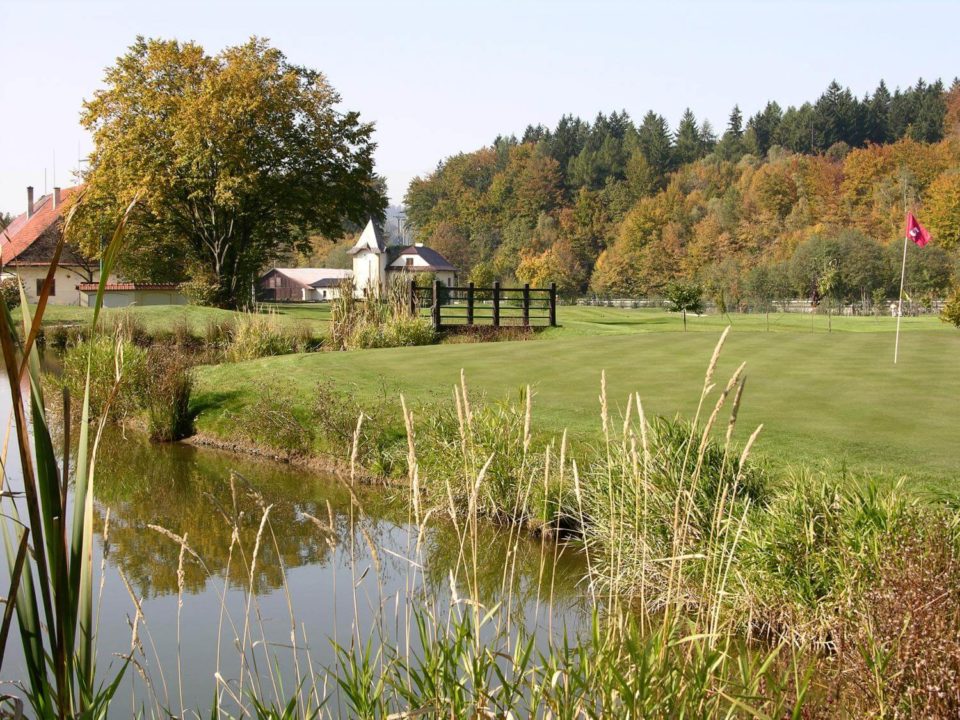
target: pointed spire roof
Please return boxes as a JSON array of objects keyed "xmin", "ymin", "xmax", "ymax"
[{"xmin": 346, "ymin": 219, "xmax": 386, "ymax": 255}]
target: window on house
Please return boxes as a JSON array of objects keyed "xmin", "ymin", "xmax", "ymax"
[
  {"xmin": 36, "ymin": 278, "xmax": 55, "ymax": 297},
  {"xmin": 405, "ymin": 257, "xmax": 414, "ymax": 268}
]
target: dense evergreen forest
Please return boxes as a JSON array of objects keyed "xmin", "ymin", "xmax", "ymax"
[{"xmin": 404, "ymin": 78, "xmax": 960, "ymax": 307}]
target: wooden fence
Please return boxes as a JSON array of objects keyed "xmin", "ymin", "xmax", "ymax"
[{"xmin": 410, "ymin": 281, "xmax": 557, "ymax": 330}]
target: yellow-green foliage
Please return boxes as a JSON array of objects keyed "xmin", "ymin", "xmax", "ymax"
[{"xmin": 60, "ymin": 335, "xmax": 148, "ymax": 420}]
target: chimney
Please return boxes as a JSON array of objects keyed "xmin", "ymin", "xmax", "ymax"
[
  {"xmin": 27, "ymin": 186, "xmax": 35, "ymax": 218},
  {"xmin": 53, "ymin": 187, "xmax": 61, "ymax": 209}
]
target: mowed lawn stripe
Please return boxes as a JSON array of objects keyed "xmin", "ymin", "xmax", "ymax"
[{"xmin": 194, "ymin": 328, "xmax": 960, "ymax": 492}]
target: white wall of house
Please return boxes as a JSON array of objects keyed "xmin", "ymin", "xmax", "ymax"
[
  {"xmin": 79, "ymin": 289, "xmax": 187, "ymax": 308},
  {"xmin": 302, "ymin": 286, "xmax": 344, "ymax": 302},
  {"xmin": 8, "ymin": 266, "xmax": 115, "ymax": 306},
  {"xmin": 352, "ymin": 250, "xmax": 388, "ymax": 297}
]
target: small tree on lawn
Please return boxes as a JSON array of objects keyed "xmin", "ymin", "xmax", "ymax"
[
  {"xmin": 817, "ymin": 262, "xmax": 839, "ymax": 333},
  {"xmin": 665, "ymin": 281, "xmax": 705, "ymax": 331}
]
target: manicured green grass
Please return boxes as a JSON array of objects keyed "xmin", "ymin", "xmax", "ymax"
[
  {"xmin": 542, "ymin": 305, "xmax": 949, "ymax": 336},
  {"xmin": 39, "ymin": 301, "xmax": 331, "ymax": 334},
  {"xmin": 193, "ymin": 307, "xmax": 960, "ymax": 493}
]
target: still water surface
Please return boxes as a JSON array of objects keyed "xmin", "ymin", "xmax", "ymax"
[{"xmin": 1, "ymin": 379, "xmax": 590, "ymax": 715}]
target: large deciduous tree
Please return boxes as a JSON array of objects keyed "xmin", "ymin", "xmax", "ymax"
[{"xmin": 73, "ymin": 36, "xmax": 385, "ymax": 307}]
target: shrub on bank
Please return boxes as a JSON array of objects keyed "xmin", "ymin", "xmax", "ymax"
[
  {"xmin": 224, "ymin": 311, "xmax": 299, "ymax": 361},
  {"xmin": 742, "ymin": 478, "xmax": 925, "ymax": 644},
  {"xmin": 144, "ymin": 349, "xmax": 194, "ymax": 441},
  {"xmin": 331, "ymin": 276, "xmax": 437, "ymax": 350},
  {"xmin": 60, "ymin": 334, "xmax": 148, "ymax": 420}
]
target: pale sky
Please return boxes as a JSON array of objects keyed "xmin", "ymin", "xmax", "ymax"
[{"xmin": 1, "ymin": 0, "xmax": 958, "ymax": 215}]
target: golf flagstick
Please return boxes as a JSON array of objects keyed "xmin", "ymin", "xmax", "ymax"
[
  {"xmin": 893, "ymin": 231, "xmax": 908, "ymax": 365},
  {"xmin": 894, "ymin": 208, "xmax": 933, "ymax": 365}
]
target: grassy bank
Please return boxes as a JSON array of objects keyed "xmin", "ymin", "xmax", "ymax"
[
  {"xmin": 193, "ymin": 316, "xmax": 960, "ymax": 492},
  {"xmin": 40, "ymin": 301, "xmax": 331, "ymax": 336}
]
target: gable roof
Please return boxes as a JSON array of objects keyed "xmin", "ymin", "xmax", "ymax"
[
  {"xmin": 1, "ymin": 186, "xmax": 87, "ymax": 266},
  {"xmin": 262, "ymin": 267, "xmax": 352, "ymax": 288},
  {"xmin": 346, "ymin": 219, "xmax": 386, "ymax": 255},
  {"xmin": 77, "ymin": 282, "xmax": 181, "ymax": 292},
  {"xmin": 310, "ymin": 276, "xmax": 349, "ymax": 288},
  {"xmin": 387, "ymin": 245, "xmax": 457, "ymax": 272}
]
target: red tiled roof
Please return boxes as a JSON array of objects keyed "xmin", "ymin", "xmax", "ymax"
[
  {"xmin": 77, "ymin": 282, "xmax": 181, "ymax": 292},
  {"xmin": 1, "ymin": 186, "xmax": 82, "ymax": 265}
]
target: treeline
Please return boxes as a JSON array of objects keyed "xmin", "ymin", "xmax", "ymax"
[{"xmin": 404, "ymin": 78, "xmax": 960, "ymax": 305}]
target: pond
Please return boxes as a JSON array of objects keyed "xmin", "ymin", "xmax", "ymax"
[{"xmin": 0, "ymin": 372, "xmax": 591, "ymax": 716}]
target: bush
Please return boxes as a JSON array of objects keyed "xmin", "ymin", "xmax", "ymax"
[
  {"xmin": 0, "ymin": 277, "xmax": 21, "ymax": 309},
  {"xmin": 225, "ymin": 311, "xmax": 296, "ymax": 362},
  {"xmin": 941, "ymin": 285, "xmax": 960, "ymax": 327},
  {"xmin": 180, "ymin": 277, "xmax": 219, "ymax": 307},
  {"xmin": 203, "ymin": 319, "xmax": 232, "ymax": 349},
  {"xmin": 228, "ymin": 380, "xmax": 314, "ymax": 454},
  {"xmin": 171, "ymin": 317, "xmax": 194, "ymax": 347},
  {"xmin": 45, "ymin": 323, "xmax": 85, "ymax": 351},
  {"xmin": 104, "ymin": 309, "xmax": 150, "ymax": 347},
  {"xmin": 384, "ymin": 315, "xmax": 436, "ymax": 347},
  {"xmin": 331, "ymin": 276, "xmax": 437, "ymax": 350},
  {"xmin": 144, "ymin": 349, "xmax": 194, "ymax": 441},
  {"xmin": 60, "ymin": 335, "xmax": 148, "ymax": 420},
  {"xmin": 742, "ymin": 478, "xmax": 920, "ymax": 644}
]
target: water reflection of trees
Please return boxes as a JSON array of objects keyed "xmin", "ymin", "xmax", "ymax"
[
  {"xmin": 93, "ymin": 430, "xmax": 358, "ymax": 597},
  {"xmin": 90, "ymin": 429, "xmax": 587, "ymax": 614}
]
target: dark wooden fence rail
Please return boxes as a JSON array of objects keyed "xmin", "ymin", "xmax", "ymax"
[{"xmin": 410, "ymin": 281, "xmax": 557, "ymax": 330}]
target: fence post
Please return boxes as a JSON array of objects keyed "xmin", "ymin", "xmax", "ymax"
[
  {"xmin": 467, "ymin": 282, "xmax": 475, "ymax": 325},
  {"xmin": 549, "ymin": 282, "xmax": 557, "ymax": 326},
  {"xmin": 493, "ymin": 281, "xmax": 501, "ymax": 327},
  {"xmin": 409, "ymin": 279, "xmax": 417, "ymax": 316},
  {"xmin": 522, "ymin": 283, "xmax": 530, "ymax": 326},
  {"xmin": 431, "ymin": 279, "xmax": 441, "ymax": 330}
]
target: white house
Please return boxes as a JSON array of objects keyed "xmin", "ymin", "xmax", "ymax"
[
  {"xmin": 258, "ymin": 219, "xmax": 457, "ymax": 301},
  {"xmin": 1, "ymin": 185, "xmax": 118, "ymax": 305},
  {"xmin": 346, "ymin": 220, "xmax": 457, "ymax": 297}
]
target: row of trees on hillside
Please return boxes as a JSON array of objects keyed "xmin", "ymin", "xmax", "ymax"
[{"xmin": 405, "ymin": 78, "xmax": 960, "ymax": 302}]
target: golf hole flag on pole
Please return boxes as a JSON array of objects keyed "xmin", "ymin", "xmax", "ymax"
[{"xmin": 894, "ymin": 212, "xmax": 932, "ymax": 364}]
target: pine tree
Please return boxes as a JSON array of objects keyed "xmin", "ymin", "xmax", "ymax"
[
  {"xmin": 716, "ymin": 105, "xmax": 746, "ymax": 160},
  {"xmin": 637, "ymin": 111, "xmax": 674, "ymax": 185},
  {"xmin": 910, "ymin": 78, "xmax": 946, "ymax": 142},
  {"xmin": 673, "ymin": 108, "xmax": 703, "ymax": 166},
  {"xmin": 866, "ymin": 80, "xmax": 892, "ymax": 143},
  {"xmin": 728, "ymin": 105, "xmax": 744, "ymax": 137},
  {"xmin": 746, "ymin": 101, "xmax": 783, "ymax": 156}
]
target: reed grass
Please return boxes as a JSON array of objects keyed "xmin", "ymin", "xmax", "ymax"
[{"xmin": 0, "ymin": 192, "xmax": 138, "ymax": 718}]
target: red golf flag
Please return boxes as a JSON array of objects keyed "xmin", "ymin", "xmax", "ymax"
[{"xmin": 905, "ymin": 213, "xmax": 931, "ymax": 248}]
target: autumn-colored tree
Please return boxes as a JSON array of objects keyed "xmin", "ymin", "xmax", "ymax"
[
  {"xmin": 924, "ymin": 171, "xmax": 960, "ymax": 250},
  {"xmin": 516, "ymin": 237, "xmax": 587, "ymax": 298},
  {"xmin": 72, "ymin": 37, "xmax": 384, "ymax": 307}
]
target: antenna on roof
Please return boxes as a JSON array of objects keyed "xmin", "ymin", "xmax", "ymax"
[
  {"xmin": 52, "ymin": 150, "xmax": 56, "ymax": 189},
  {"xmin": 44, "ymin": 168, "xmax": 47, "ymax": 195}
]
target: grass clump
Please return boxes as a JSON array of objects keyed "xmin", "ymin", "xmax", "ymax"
[
  {"xmin": 144, "ymin": 349, "xmax": 195, "ymax": 441},
  {"xmin": 60, "ymin": 333, "xmax": 148, "ymax": 421},
  {"xmin": 331, "ymin": 277, "xmax": 436, "ymax": 350},
  {"xmin": 224, "ymin": 310, "xmax": 320, "ymax": 361}
]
